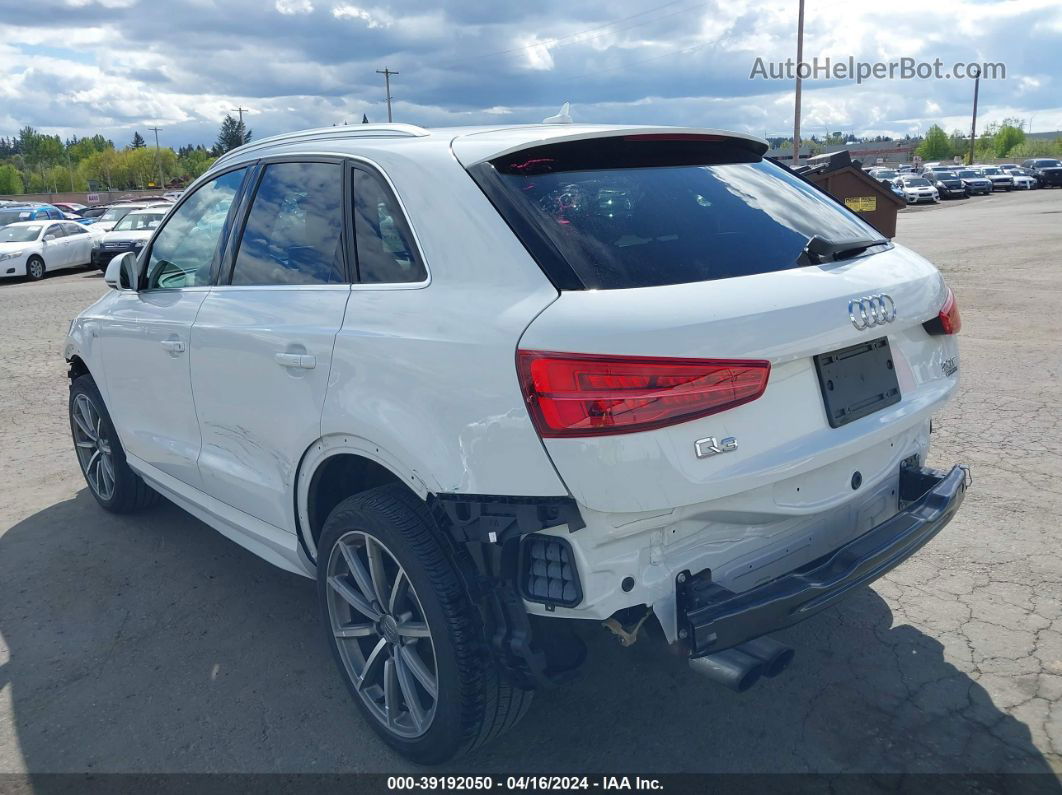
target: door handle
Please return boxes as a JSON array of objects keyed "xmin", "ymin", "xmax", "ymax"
[
  {"xmin": 160, "ymin": 339, "xmax": 186, "ymax": 354},
  {"xmin": 275, "ymin": 352, "xmax": 317, "ymax": 369}
]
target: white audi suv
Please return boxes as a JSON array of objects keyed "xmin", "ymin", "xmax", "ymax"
[{"xmin": 65, "ymin": 123, "xmax": 965, "ymax": 763}]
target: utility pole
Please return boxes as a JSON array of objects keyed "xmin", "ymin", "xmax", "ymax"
[
  {"xmin": 376, "ymin": 68, "xmax": 398, "ymax": 123},
  {"xmin": 231, "ymin": 106, "xmax": 248, "ymax": 144},
  {"xmin": 792, "ymin": 0, "xmax": 805, "ymax": 166},
  {"xmin": 967, "ymin": 67, "xmax": 980, "ymax": 166},
  {"xmin": 148, "ymin": 126, "xmax": 164, "ymax": 188}
]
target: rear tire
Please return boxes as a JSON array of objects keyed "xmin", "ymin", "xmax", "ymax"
[
  {"xmin": 317, "ymin": 484, "xmax": 532, "ymax": 764},
  {"xmin": 69, "ymin": 374, "xmax": 160, "ymax": 513},
  {"xmin": 26, "ymin": 256, "xmax": 45, "ymax": 281}
]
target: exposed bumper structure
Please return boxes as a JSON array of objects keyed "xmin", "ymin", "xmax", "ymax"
[{"xmin": 679, "ymin": 464, "xmax": 967, "ymax": 657}]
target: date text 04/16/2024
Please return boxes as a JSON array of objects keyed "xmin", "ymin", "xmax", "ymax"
[{"xmin": 387, "ymin": 777, "xmax": 664, "ymax": 791}]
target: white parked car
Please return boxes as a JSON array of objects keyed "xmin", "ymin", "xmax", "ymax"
[
  {"xmin": 91, "ymin": 201, "xmax": 171, "ymax": 232},
  {"xmin": 92, "ymin": 208, "xmax": 168, "ymax": 270},
  {"xmin": 972, "ymin": 166, "xmax": 1013, "ymax": 191},
  {"xmin": 64, "ymin": 123, "xmax": 966, "ymax": 763},
  {"xmin": 0, "ymin": 220, "xmax": 95, "ymax": 280},
  {"xmin": 894, "ymin": 175, "xmax": 939, "ymax": 203},
  {"xmin": 1003, "ymin": 167, "xmax": 1036, "ymax": 190}
]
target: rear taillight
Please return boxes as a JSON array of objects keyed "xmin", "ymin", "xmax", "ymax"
[
  {"xmin": 517, "ymin": 351, "xmax": 770, "ymax": 438},
  {"xmin": 923, "ymin": 287, "xmax": 961, "ymax": 335}
]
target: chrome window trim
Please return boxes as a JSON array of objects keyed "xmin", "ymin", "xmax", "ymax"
[
  {"xmin": 192, "ymin": 151, "xmax": 433, "ymax": 291},
  {"xmin": 346, "ymin": 155, "xmax": 431, "ymax": 290},
  {"xmin": 207, "ymin": 284, "xmax": 352, "ymax": 293}
]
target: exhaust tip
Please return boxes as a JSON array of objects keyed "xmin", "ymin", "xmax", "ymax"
[
  {"xmin": 689, "ymin": 648, "xmax": 764, "ymax": 692},
  {"xmin": 763, "ymin": 647, "xmax": 795, "ymax": 678},
  {"xmin": 738, "ymin": 636, "xmax": 796, "ymax": 679},
  {"xmin": 733, "ymin": 665, "xmax": 762, "ymax": 693}
]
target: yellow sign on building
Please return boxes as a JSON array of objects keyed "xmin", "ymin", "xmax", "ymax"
[{"xmin": 844, "ymin": 196, "xmax": 877, "ymax": 212}]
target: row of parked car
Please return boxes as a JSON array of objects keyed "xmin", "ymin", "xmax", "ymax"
[
  {"xmin": 864, "ymin": 158, "xmax": 1062, "ymax": 204},
  {"xmin": 0, "ymin": 197, "xmax": 179, "ymax": 280}
]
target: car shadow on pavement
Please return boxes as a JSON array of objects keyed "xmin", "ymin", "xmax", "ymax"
[{"xmin": 0, "ymin": 491, "xmax": 1058, "ymax": 777}]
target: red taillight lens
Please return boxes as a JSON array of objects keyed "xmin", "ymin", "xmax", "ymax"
[
  {"xmin": 924, "ymin": 287, "xmax": 961, "ymax": 335},
  {"xmin": 517, "ymin": 351, "xmax": 771, "ymax": 438}
]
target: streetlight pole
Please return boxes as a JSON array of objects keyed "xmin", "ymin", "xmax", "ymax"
[{"xmin": 792, "ymin": 0, "xmax": 805, "ymax": 166}]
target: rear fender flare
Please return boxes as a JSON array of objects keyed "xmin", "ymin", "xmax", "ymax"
[{"xmin": 295, "ymin": 433, "xmax": 437, "ymax": 560}]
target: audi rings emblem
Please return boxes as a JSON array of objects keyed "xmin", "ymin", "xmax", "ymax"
[{"xmin": 849, "ymin": 294, "xmax": 897, "ymax": 330}]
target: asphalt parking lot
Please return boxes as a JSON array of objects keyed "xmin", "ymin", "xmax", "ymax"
[{"xmin": 0, "ymin": 188, "xmax": 1060, "ymax": 776}]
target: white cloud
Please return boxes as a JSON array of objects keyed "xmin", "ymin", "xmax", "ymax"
[
  {"xmin": 0, "ymin": 0, "xmax": 1060, "ymax": 147},
  {"xmin": 522, "ymin": 40, "xmax": 555, "ymax": 71},
  {"xmin": 331, "ymin": 3, "xmax": 389, "ymax": 28},
  {"xmin": 275, "ymin": 0, "xmax": 313, "ymax": 15}
]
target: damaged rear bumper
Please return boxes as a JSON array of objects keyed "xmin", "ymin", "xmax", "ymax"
[{"xmin": 679, "ymin": 464, "xmax": 967, "ymax": 657}]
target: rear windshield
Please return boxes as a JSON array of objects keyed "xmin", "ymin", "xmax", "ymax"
[
  {"xmin": 476, "ymin": 137, "xmax": 879, "ymax": 290},
  {"xmin": 0, "ymin": 209, "xmax": 32, "ymax": 227}
]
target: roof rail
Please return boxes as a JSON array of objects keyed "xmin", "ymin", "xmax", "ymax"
[{"xmin": 213, "ymin": 123, "xmax": 430, "ymax": 167}]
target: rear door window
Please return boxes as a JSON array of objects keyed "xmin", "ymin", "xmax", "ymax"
[
  {"xmin": 230, "ymin": 161, "xmax": 346, "ymax": 286},
  {"xmin": 351, "ymin": 167, "xmax": 426, "ymax": 284},
  {"xmin": 477, "ymin": 137, "xmax": 881, "ymax": 290}
]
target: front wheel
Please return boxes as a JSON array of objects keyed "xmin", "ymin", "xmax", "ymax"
[
  {"xmin": 26, "ymin": 256, "xmax": 45, "ymax": 281},
  {"xmin": 318, "ymin": 485, "xmax": 532, "ymax": 764},
  {"xmin": 69, "ymin": 374, "xmax": 160, "ymax": 512}
]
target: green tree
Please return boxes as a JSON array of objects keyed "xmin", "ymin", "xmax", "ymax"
[
  {"xmin": 1007, "ymin": 138, "xmax": 1062, "ymax": 159},
  {"xmin": 78, "ymin": 148, "xmax": 121, "ymax": 190},
  {"xmin": 916, "ymin": 125, "xmax": 951, "ymax": 160},
  {"xmin": 214, "ymin": 114, "xmax": 251, "ymax": 154},
  {"xmin": 178, "ymin": 147, "xmax": 215, "ymax": 180},
  {"xmin": 67, "ymin": 134, "xmax": 113, "ymax": 163},
  {"xmin": 0, "ymin": 163, "xmax": 23, "ymax": 194},
  {"xmin": 948, "ymin": 129, "xmax": 968, "ymax": 157},
  {"xmin": 130, "ymin": 131, "xmax": 146, "ymax": 149},
  {"xmin": 992, "ymin": 119, "xmax": 1025, "ymax": 157}
]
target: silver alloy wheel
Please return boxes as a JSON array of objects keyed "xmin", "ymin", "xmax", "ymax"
[
  {"xmin": 28, "ymin": 259, "xmax": 44, "ymax": 279},
  {"xmin": 72, "ymin": 393, "xmax": 115, "ymax": 501},
  {"xmin": 325, "ymin": 530, "xmax": 438, "ymax": 738}
]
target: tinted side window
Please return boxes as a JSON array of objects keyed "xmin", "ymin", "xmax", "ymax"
[
  {"xmin": 45, "ymin": 223, "xmax": 66, "ymax": 238},
  {"xmin": 352, "ymin": 168, "xmax": 426, "ymax": 284},
  {"xmin": 230, "ymin": 161, "xmax": 345, "ymax": 286},
  {"xmin": 147, "ymin": 168, "xmax": 246, "ymax": 289},
  {"xmin": 64, "ymin": 222, "xmax": 87, "ymax": 235}
]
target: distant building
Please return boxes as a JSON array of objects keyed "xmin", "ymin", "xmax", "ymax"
[{"xmin": 768, "ymin": 138, "xmax": 919, "ymax": 164}]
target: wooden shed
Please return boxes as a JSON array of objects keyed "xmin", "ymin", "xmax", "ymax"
[{"xmin": 800, "ymin": 153, "xmax": 905, "ymax": 238}]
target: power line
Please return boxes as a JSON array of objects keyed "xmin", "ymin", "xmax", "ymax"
[
  {"xmin": 559, "ymin": 38, "xmax": 710, "ymax": 83},
  {"xmin": 437, "ymin": 0, "xmax": 706, "ymax": 68}
]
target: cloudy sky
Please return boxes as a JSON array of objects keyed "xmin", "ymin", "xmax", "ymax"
[{"xmin": 1, "ymin": 0, "xmax": 1060, "ymax": 149}]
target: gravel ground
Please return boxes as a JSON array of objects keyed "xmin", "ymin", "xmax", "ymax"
[{"xmin": 0, "ymin": 189, "xmax": 1060, "ymax": 775}]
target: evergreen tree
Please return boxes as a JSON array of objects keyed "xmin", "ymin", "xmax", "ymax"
[
  {"xmin": 131, "ymin": 131, "xmax": 146, "ymax": 148},
  {"xmin": 214, "ymin": 114, "xmax": 251, "ymax": 154}
]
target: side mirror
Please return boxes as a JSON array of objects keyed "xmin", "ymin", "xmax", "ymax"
[{"xmin": 104, "ymin": 252, "xmax": 139, "ymax": 291}]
